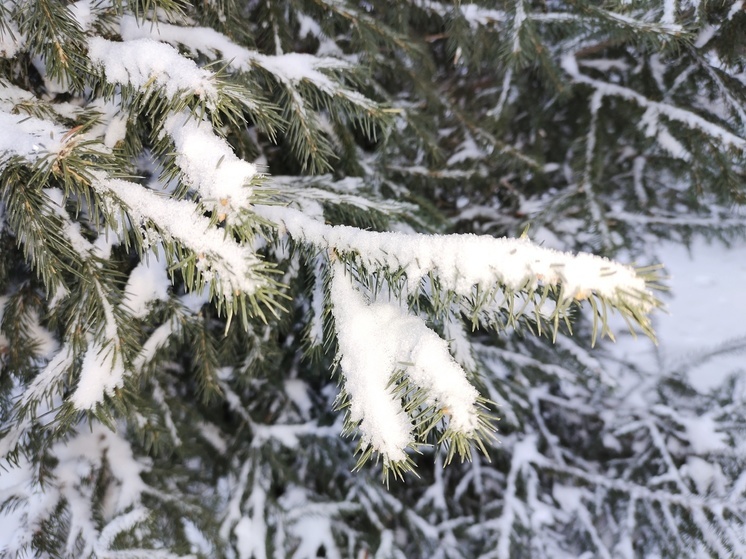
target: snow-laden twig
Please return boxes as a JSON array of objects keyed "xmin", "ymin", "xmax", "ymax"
[
  {"xmin": 495, "ymin": 436, "xmax": 539, "ymax": 558},
  {"xmin": 90, "ymin": 172, "xmax": 267, "ymax": 298},
  {"xmin": 87, "ymin": 38, "xmax": 263, "ymax": 219},
  {"xmin": 510, "ymin": 0, "xmax": 527, "ymax": 54},
  {"xmin": 117, "ymin": 18, "xmax": 377, "ymax": 111},
  {"xmin": 162, "ymin": 112, "xmax": 258, "ymax": 217},
  {"xmin": 582, "ymin": 91, "xmax": 612, "ymax": 249},
  {"xmin": 87, "ymin": 37, "xmax": 220, "ymax": 108},
  {"xmin": 331, "ymin": 261, "xmax": 483, "ymax": 463},
  {"xmin": 258, "ymin": 204, "xmax": 659, "ymax": 314}
]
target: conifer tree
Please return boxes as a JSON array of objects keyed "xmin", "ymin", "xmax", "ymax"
[{"xmin": 0, "ymin": 1, "xmax": 744, "ymax": 558}]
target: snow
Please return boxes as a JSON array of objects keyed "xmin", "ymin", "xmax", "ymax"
[
  {"xmin": 0, "ymin": 20, "xmax": 23, "ymax": 58},
  {"xmin": 561, "ymin": 54, "xmax": 746, "ymax": 152},
  {"xmin": 97, "ymin": 507, "xmax": 149, "ymax": 551},
  {"xmin": 727, "ymin": 1, "xmax": 744, "ymax": 20},
  {"xmin": 447, "ymin": 135, "xmax": 486, "ymax": 165},
  {"xmin": 70, "ymin": 338, "xmax": 126, "ymax": 409},
  {"xmin": 0, "ymin": 111, "xmax": 66, "ymax": 160},
  {"xmin": 87, "ymin": 38, "xmax": 220, "ymax": 108},
  {"xmin": 460, "ymin": 4, "xmax": 505, "ymax": 27},
  {"xmin": 122, "ymin": 248, "xmax": 171, "ymax": 317},
  {"xmin": 330, "ymin": 266, "xmax": 415, "ymax": 461},
  {"xmin": 0, "ymin": 5, "xmax": 744, "ymax": 555},
  {"xmin": 163, "ymin": 112, "xmax": 257, "ymax": 215},
  {"xmin": 235, "ymin": 516, "xmax": 265, "ymax": 559},
  {"xmin": 284, "ymin": 379, "xmax": 313, "ymax": 419},
  {"xmin": 680, "ymin": 413, "xmax": 729, "ymax": 454},
  {"xmin": 19, "ymin": 344, "xmax": 74, "ymax": 409},
  {"xmin": 92, "ymin": 173, "xmax": 266, "ymax": 297},
  {"xmin": 197, "ymin": 421, "xmax": 227, "ymax": 453},
  {"xmin": 117, "ymin": 16, "xmax": 350, "ymax": 88},
  {"xmin": 234, "ymin": 481, "xmax": 267, "ymax": 559},
  {"xmin": 103, "ymin": 114, "xmax": 128, "ymax": 148},
  {"xmin": 259, "ymin": 205, "xmax": 657, "ymax": 314},
  {"xmin": 616, "ymin": 239, "xmax": 746, "ymax": 392},
  {"xmin": 289, "ymin": 516, "xmax": 342, "ymax": 559},
  {"xmin": 661, "ymin": 0, "xmax": 677, "ymax": 24},
  {"xmin": 118, "ymin": 17, "xmax": 376, "ymax": 110},
  {"xmin": 133, "ymin": 319, "xmax": 177, "ymax": 370},
  {"xmin": 683, "ymin": 456, "xmax": 725, "ymax": 495},
  {"xmin": 0, "ymin": 425, "xmax": 152, "ymax": 556},
  {"xmin": 332, "ymin": 261, "xmax": 485, "ymax": 461},
  {"xmin": 68, "ymin": 0, "xmax": 95, "ymax": 31},
  {"xmin": 511, "ymin": 0, "xmax": 527, "ymax": 54}
]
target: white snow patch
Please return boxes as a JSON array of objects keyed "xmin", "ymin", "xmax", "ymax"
[
  {"xmin": 284, "ymin": 379, "xmax": 313, "ymax": 419},
  {"xmin": 553, "ymin": 484, "xmax": 584, "ymax": 512},
  {"xmin": 330, "ymin": 263, "xmax": 482, "ymax": 462},
  {"xmin": 0, "ymin": 21, "xmax": 24, "ymax": 57},
  {"xmin": 68, "ymin": 0, "xmax": 95, "ymax": 31},
  {"xmin": 289, "ymin": 516, "xmax": 341, "ymax": 559},
  {"xmin": 610, "ymin": 239, "xmax": 746, "ymax": 391},
  {"xmin": 163, "ymin": 112, "xmax": 257, "ymax": 215},
  {"xmin": 680, "ymin": 414, "xmax": 729, "ymax": 454},
  {"xmin": 197, "ymin": 422, "xmax": 227, "ymax": 454},
  {"xmin": 70, "ymin": 338, "xmax": 126, "ymax": 409},
  {"xmin": 87, "ymin": 37, "xmax": 219, "ymax": 107},
  {"xmin": 123, "ymin": 248, "xmax": 171, "ymax": 318},
  {"xmin": 683, "ymin": 456, "xmax": 725, "ymax": 495},
  {"xmin": 0, "ymin": 111, "xmax": 66, "ymax": 160}
]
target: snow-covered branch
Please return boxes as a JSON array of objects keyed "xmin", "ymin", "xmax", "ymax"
[
  {"xmin": 90, "ymin": 172, "xmax": 268, "ymax": 299},
  {"xmin": 331, "ymin": 261, "xmax": 486, "ymax": 464},
  {"xmin": 258, "ymin": 204, "xmax": 659, "ymax": 315}
]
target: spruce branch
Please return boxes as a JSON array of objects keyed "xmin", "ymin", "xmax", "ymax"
[{"xmin": 258, "ymin": 204, "xmax": 662, "ymax": 336}]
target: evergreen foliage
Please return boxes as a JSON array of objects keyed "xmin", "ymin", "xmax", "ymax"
[{"xmin": 0, "ymin": 0, "xmax": 744, "ymax": 557}]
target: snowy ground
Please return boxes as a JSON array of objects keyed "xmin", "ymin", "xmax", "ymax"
[{"xmin": 611, "ymin": 238, "xmax": 746, "ymax": 392}]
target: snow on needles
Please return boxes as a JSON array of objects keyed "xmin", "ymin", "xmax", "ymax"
[
  {"xmin": 118, "ymin": 18, "xmax": 377, "ymax": 110},
  {"xmin": 163, "ymin": 112, "xmax": 257, "ymax": 215},
  {"xmin": 87, "ymin": 37, "xmax": 219, "ymax": 109},
  {"xmin": 0, "ymin": 111, "xmax": 67, "ymax": 160},
  {"xmin": 331, "ymin": 262, "xmax": 481, "ymax": 462},
  {"xmin": 70, "ymin": 339, "xmax": 126, "ymax": 410},
  {"xmin": 259, "ymin": 205, "xmax": 656, "ymax": 311},
  {"xmin": 87, "ymin": 37, "xmax": 259, "ymax": 218},
  {"xmin": 90, "ymin": 172, "xmax": 266, "ymax": 298},
  {"xmin": 118, "ymin": 17, "xmax": 350, "ymax": 88}
]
